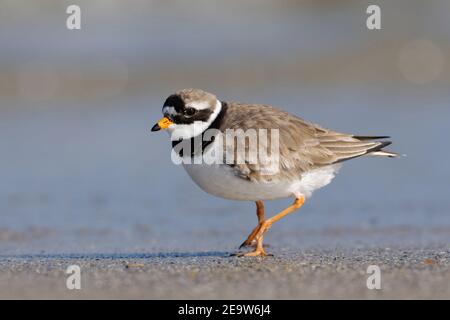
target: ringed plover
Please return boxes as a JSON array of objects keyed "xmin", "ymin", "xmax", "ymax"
[{"xmin": 151, "ymin": 88, "xmax": 398, "ymax": 257}]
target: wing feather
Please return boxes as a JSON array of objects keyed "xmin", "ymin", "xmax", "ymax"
[{"xmin": 218, "ymin": 102, "xmax": 393, "ymax": 182}]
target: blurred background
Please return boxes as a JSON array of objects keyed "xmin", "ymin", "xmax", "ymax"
[{"xmin": 0, "ymin": 0, "xmax": 449, "ymax": 255}]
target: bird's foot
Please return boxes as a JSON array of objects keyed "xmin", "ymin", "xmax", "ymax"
[
  {"xmin": 232, "ymin": 242, "xmax": 273, "ymax": 257},
  {"xmin": 231, "ymin": 247, "xmax": 273, "ymax": 257}
]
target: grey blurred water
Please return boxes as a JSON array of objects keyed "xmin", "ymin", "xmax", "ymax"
[{"xmin": 0, "ymin": 0, "xmax": 449, "ymax": 255}]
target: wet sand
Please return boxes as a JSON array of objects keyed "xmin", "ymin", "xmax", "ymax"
[{"xmin": 1, "ymin": 247, "xmax": 449, "ymax": 299}]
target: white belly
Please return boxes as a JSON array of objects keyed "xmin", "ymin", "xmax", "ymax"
[{"xmin": 182, "ymin": 161, "xmax": 341, "ymax": 201}]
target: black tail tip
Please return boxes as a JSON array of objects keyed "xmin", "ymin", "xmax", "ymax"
[{"xmin": 353, "ymin": 135, "xmax": 391, "ymax": 141}]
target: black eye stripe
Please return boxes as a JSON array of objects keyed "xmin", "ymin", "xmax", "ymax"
[{"xmin": 171, "ymin": 109, "xmax": 214, "ymax": 124}]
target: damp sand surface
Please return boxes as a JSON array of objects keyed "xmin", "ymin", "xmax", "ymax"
[{"xmin": 1, "ymin": 247, "xmax": 450, "ymax": 299}]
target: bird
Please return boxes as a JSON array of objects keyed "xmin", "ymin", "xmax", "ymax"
[{"xmin": 151, "ymin": 88, "xmax": 398, "ymax": 257}]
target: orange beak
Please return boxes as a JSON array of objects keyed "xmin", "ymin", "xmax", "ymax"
[{"xmin": 151, "ymin": 117, "xmax": 173, "ymax": 132}]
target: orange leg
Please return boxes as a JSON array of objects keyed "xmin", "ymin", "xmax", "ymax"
[
  {"xmin": 239, "ymin": 201, "xmax": 265, "ymax": 249},
  {"xmin": 236, "ymin": 196, "xmax": 305, "ymax": 257}
]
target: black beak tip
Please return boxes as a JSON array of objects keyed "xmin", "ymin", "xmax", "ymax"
[{"xmin": 151, "ymin": 124, "xmax": 161, "ymax": 132}]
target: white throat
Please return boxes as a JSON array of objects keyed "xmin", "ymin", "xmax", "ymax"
[{"xmin": 167, "ymin": 99, "xmax": 222, "ymax": 141}]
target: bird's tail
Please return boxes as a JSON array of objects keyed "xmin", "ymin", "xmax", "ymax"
[
  {"xmin": 369, "ymin": 150, "xmax": 401, "ymax": 158},
  {"xmin": 353, "ymin": 136, "xmax": 401, "ymax": 158}
]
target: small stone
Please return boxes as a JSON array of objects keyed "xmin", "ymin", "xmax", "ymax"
[{"xmin": 423, "ymin": 259, "xmax": 436, "ymax": 265}]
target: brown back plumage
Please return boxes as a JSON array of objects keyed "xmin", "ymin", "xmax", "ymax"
[{"xmin": 217, "ymin": 102, "xmax": 396, "ymax": 183}]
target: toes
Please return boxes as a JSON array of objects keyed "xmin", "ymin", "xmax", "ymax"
[
  {"xmin": 244, "ymin": 252, "xmax": 270, "ymax": 257},
  {"xmin": 230, "ymin": 250, "xmax": 272, "ymax": 257}
]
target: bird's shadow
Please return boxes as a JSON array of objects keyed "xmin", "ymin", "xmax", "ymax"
[{"xmin": 0, "ymin": 251, "xmax": 232, "ymax": 260}]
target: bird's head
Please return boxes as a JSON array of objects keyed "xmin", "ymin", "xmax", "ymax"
[{"xmin": 152, "ymin": 88, "xmax": 222, "ymax": 140}]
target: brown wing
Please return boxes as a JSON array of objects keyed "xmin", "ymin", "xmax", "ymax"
[{"xmin": 218, "ymin": 102, "xmax": 391, "ymax": 183}]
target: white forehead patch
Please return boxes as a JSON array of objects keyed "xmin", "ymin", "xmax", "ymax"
[{"xmin": 162, "ymin": 106, "xmax": 177, "ymax": 117}]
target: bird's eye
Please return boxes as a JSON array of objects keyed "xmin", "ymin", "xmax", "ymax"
[{"xmin": 184, "ymin": 107, "xmax": 197, "ymax": 117}]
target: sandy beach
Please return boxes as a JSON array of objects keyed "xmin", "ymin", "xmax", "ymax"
[{"xmin": 1, "ymin": 247, "xmax": 449, "ymax": 299}]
